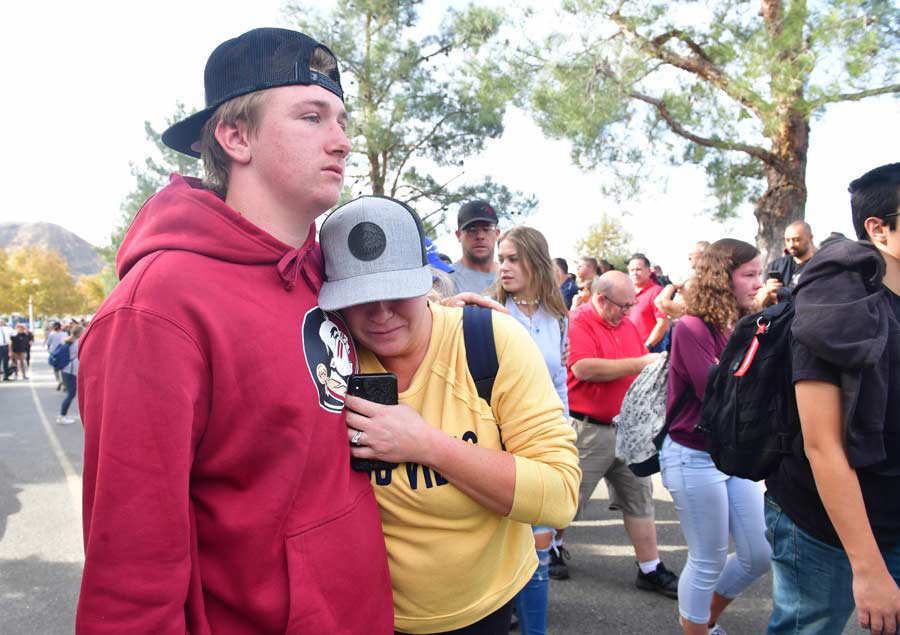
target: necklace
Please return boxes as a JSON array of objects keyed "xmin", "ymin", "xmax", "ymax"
[{"xmin": 512, "ymin": 295, "xmax": 540, "ymax": 306}]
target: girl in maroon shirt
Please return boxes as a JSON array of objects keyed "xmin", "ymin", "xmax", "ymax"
[{"xmin": 661, "ymin": 239, "xmax": 770, "ymax": 635}]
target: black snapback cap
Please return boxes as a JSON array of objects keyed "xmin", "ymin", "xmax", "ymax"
[
  {"xmin": 457, "ymin": 199, "xmax": 499, "ymax": 230},
  {"xmin": 162, "ymin": 28, "xmax": 344, "ymax": 158}
]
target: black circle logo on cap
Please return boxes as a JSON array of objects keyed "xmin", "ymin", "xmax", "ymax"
[{"xmin": 348, "ymin": 222, "xmax": 387, "ymax": 261}]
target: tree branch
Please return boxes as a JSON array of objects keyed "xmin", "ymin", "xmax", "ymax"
[
  {"xmin": 412, "ymin": 42, "xmax": 454, "ymax": 68},
  {"xmin": 609, "ymin": 11, "xmax": 767, "ymax": 121},
  {"xmin": 389, "ymin": 111, "xmax": 460, "ymax": 195},
  {"xmin": 651, "ymin": 29, "xmax": 712, "ymax": 63},
  {"xmin": 396, "ymin": 171, "xmax": 465, "ymax": 206},
  {"xmin": 628, "ymin": 88, "xmax": 782, "ymax": 168},
  {"xmin": 809, "ymin": 83, "xmax": 900, "ymax": 110}
]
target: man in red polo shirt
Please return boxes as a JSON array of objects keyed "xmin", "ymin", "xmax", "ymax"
[
  {"xmin": 627, "ymin": 253, "xmax": 670, "ymax": 352},
  {"xmin": 548, "ymin": 271, "xmax": 679, "ymax": 599}
]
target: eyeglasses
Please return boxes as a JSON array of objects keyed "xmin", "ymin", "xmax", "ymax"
[
  {"xmin": 461, "ymin": 224, "xmax": 497, "ymax": 236},
  {"xmin": 603, "ymin": 295, "xmax": 635, "ymax": 311}
]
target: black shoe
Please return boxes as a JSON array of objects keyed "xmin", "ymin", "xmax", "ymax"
[
  {"xmin": 635, "ymin": 561, "xmax": 678, "ymax": 598},
  {"xmin": 549, "ymin": 544, "xmax": 571, "ymax": 580}
]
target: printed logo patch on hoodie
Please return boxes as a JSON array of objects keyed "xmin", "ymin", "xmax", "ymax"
[{"xmin": 302, "ymin": 308, "xmax": 358, "ymax": 412}]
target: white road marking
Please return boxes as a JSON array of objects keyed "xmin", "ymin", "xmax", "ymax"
[{"xmin": 27, "ymin": 364, "xmax": 82, "ymax": 518}]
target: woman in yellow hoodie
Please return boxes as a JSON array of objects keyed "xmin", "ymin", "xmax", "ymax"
[{"xmin": 318, "ymin": 196, "xmax": 580, "ymax": 635}]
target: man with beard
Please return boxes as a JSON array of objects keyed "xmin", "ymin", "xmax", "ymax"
[
  {"xmin": 450, "ymin": 199, "xmax": 501, "ymax": 294},
  {"xmin": 759, "ymin": 221, "xmax": 817, "ymax": 306}
]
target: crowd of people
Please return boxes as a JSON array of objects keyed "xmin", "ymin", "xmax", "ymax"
[{"xmin": 59, "ymin": 26, "xmax": 898, "ymax": 635}]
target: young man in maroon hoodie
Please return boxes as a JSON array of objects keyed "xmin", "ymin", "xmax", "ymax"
[{"xmin": 76, "ymin": 28, "xmax": 395, "ymax": 634}]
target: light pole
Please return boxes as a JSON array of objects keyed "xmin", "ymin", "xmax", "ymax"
[{"xmin": 19, "ymin": 278, "xmax": 39, "ymax": 329}]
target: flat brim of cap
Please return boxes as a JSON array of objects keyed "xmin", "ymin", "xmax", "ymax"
[
  {"xmin": 318, "ymin": 265, "xmax": 433, "ymax": 311},
  {"xmin": 162, "ymin": 106, "xmax": 218, "ymax": 159},
  {"xmin": 458, "ymin": 217, "xmax": 497, "ymax": 230}
]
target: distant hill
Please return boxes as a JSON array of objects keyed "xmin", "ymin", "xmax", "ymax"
[{"xmin": 0, "ymin": 222, "xmax": 104, "ymax": 277}]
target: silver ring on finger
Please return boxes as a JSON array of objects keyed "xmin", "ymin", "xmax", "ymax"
[{"xmin": 350, "ymin": 429, "xmax": 363, "ymax": 446}]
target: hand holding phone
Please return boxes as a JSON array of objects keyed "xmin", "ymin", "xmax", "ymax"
[{"xmin": 347, "ymin": 373, "xmax": 400, "ymax": 473}]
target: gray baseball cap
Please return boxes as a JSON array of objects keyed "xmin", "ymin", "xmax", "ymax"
[{"xmin": 319, "ymin": 196, "xmax": 433, "ymax": 311}]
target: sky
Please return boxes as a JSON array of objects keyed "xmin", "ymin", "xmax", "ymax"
[{"xmin": 3, "ymin": 1, "xmax": 898, "ymax": 282}]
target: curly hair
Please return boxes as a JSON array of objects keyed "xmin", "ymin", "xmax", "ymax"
[{"xmin": 683, "ymin": 238, "xmax": 759, "ymax": 332}]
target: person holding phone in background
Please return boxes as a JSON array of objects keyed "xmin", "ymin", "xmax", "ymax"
[
  {"xmin": 758, "ymin": 221, "xmax": 817, "ymax": 306},
  {"xmin": 318, "ymin": 195, "xmax": 580, "ymax": 635}
]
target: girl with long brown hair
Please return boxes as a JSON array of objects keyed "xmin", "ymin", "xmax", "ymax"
[
  {"xmin": 496, "ymin": 225, "xmax": 569, "ymax": 635},
  {"xmin": 660, "ymin": 239, "xmax": 771, "ymax": 634}
]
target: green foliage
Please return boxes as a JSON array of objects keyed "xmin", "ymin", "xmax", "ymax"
[
  {"xmin": 0, "ymin": 249, "xmax": 14, "ymax": 314},
  {"xmin": 574, "ymin": 213, "xmax": 632, "ymax": 268},
  {"xmin": 525, "ymin": 0, "xmax": 900, "ymax": 226},
  {"xmin": 5, "ymin": 246, "xmax": 82, "ymax": 316},
  {"xmin": 75, "ymin": 272, "xmax": 108, "ymax": 315},
  {"xmin": 285, "ymin": 0, "xmax": 536, "ymax": 233},
  {"xmin": 102, "ymin": 102, "xmax": 201, "ymax": 266}
]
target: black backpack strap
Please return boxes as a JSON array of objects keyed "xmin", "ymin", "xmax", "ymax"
[{"xmin": 462, "ymin": 305, "xmax": 498, "ymax": 406}]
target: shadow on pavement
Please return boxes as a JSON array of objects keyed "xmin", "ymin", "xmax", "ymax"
[
  {"xmin": 0, "ymin": 464, "xmax": 23, "ymax": 542},
  {"xmin": 0, "ymin": 556, "xmax": 80, "ymax": 635}
]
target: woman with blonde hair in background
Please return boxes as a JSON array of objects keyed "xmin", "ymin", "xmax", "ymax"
[{"xmin": 496, "ymin": 225, "xmax": 570, "ymax": 635}]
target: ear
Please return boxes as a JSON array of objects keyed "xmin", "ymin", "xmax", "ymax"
[
  {"xmin": 455, "ymin": 230, "xmax": 462, "ymax": 241},
  {"xmin": 214, "ymin": 119, "xmax": 252, "ymax": 165},
  {"xmin": 865, "ymin": 217, "xmax": 889, "ymax": 245}
]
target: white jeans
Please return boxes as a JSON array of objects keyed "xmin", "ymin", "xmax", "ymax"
[{"xmin": 660, "ymin": 436, "xmax": 771, "ymax": 624}]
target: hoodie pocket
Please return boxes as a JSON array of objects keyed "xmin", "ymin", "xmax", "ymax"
[{"xmin": 284, "ymin": 490, "xmax": 393, "ymax": 635}]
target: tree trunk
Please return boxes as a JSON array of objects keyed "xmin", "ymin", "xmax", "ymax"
[
  {"xmin": 754, "ymin": 98, "xmax": 809, "ymax": 265},
  {"xmin": 754, "ymin": 152, "xmax": 807, "ymax": 266},
  {"xmin": 756, "ymin": 0, "xmax": 810, "ymax": 266}
]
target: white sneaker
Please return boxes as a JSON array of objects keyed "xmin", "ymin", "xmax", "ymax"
[
  {"xmin": 57, "ymin": 416, "xmax": 76, "ymax": 425},
  {"xmin": 677, "ymin": 615, "xmax": 727, "ymax": 635}
]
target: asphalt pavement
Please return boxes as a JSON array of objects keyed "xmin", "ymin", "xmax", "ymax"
[{"xmin": 0, "ymin": 349, "xmax": 866, "ymax": 634}]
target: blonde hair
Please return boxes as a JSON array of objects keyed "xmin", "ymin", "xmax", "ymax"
[
  {"xmin": 428, "ymin": 267, "xmax": 455, "ymax": 303},
  {"xmin": 496, "ymin": 226, "xmax": 568, "ymax": 321},
  {"xmin": 198, "ymin": 47, "xmax": 341, "ymax": 198}
]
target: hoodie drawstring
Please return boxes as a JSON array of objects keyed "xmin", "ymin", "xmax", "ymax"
[{"xmin": 277, "ymin": 244, "xmax": 324, "ymax": 294}]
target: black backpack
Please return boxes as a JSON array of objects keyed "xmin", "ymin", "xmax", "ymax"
[{"xmin": 696, "ymin": 300, "xmax": 798, "ymax": 481}]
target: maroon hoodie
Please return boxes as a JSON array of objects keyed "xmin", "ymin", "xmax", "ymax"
[{"xmin": 76, "ymin": 175, "xmax": 393, "ymax": 634}]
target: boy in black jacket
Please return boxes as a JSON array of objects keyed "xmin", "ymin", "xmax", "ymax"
[{"xmin": 765, "ymin": 163, "xmax": 900, "ymax": 634}]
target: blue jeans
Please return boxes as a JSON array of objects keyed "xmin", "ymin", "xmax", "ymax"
[
  {"xmin": 660, "ymin": 437, "xmax": 771, "ymax": 624},
  {"xmin": 765, "ymin": 495, "xmax": 900, "ymax": 634},
  {"xmin": 514, "ymin": 546, "xmax": 549, "ymax": 635},
  {"xmin": 60, "ymin": 371, "xmax": 77, "ymax": 415}
]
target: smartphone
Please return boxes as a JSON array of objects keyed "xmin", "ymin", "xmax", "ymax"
[
  {"xmin": 767, "ymin": 271, "xmax": 783, "ymax": 283},
  {"xmin": 347, "ymin": 373, "xmax": 399, "ymax": 473}
]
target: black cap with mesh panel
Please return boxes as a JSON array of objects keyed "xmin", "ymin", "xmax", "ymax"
[{"xmin": 162, "ymin": 28, "xmax": 344, "ymax": 158}]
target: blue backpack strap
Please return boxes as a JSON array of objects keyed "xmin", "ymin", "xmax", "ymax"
[{"xmin": 462, "ymin": 305, "xmax": 498, "ymax": 406}]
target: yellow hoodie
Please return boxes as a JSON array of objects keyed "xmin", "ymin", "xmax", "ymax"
[{"xmin": 359, "ymin": 304, "xmax": 580, "ymax": 633}]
